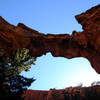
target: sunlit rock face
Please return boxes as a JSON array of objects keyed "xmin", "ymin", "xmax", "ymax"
[
  {"xmin": 23, "ymin": 86, "xmax": 100, "ymax": 100},
  {"xmin": 0, "ymin": 4, "xmax": 100, "ymax": 74}
]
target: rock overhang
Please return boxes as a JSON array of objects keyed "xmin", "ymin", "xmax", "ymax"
[{"xmin": 0, "ymin": 4, "xmax": 100, "ymax": 73}]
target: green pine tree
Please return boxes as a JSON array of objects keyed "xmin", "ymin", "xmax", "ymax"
[{"xmin": 0, "ymin": 48, "xmax": 36, "ymax": 100}]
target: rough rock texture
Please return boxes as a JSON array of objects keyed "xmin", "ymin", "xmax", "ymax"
[
  {"xmin": 23, "ymin": 85, "xmax": 100, "ymax": 100},
  {"xmin": 0, "ymin": 5, "xmax": 100, "ymax": 74},
  {"xmin": 23, "ymin": 90, "xmax": 48, "ymax": 100}
]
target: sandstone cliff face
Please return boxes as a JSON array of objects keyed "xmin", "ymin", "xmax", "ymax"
[
  {"xmin": 0, "ymin": 5, "xmax": 100, "ymax": 73},
  {"xmin": 23, "ymin": 85, "xmax": 100, "ymax": 100}
]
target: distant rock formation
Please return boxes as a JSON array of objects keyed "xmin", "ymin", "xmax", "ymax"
[
  {"xmin": 23, "ymin": 85, "xmax": 100, "ymax": 100},
  {"xmin": 0, "ymin": 5, "xmax": 100, "ymax": 74}
]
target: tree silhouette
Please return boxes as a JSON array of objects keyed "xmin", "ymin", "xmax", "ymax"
[{"xmin": 0, "ymin": 48, "xmax": 36, "ymax": 100}]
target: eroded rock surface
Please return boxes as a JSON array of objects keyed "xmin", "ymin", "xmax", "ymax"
[{"xmin": 0, "ymin": 5, "xmax": 100, "ymax": 73}]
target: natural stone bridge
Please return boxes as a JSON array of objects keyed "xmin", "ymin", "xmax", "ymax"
[{"xmin": 0, "ymin": 4, "xmax": 100, "ymax": 74}]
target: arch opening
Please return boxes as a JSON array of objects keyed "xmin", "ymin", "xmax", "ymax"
[{"xmin": 21, "ymin": 52, "xmax": 100, "ymax": 90}]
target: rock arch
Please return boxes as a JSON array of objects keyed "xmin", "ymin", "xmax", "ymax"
[{"xmin": 0, "ymin": 5, "xmax": 100, "ymax": 73}]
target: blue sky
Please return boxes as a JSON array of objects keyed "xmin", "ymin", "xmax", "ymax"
[{"xmin": 0, "ymin": 0, "xmax": 100, "ymax": 90}]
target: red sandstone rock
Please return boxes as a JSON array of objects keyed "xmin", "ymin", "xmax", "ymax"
[
  {"xmin": 23, "ymin": 86, "xmax": 100, "ymax": 100},
  {"xmin": 0, "ymin": 5, "xmax": 100, "ymax": 74},
  {"xmin": 23, "ymin": 90, "xmax": 48, "ymax": 100}
]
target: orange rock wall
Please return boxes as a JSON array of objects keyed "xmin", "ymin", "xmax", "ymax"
[{"xmin": 23, "ymin": 86, "xmax": 100, "ymax": 100}]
